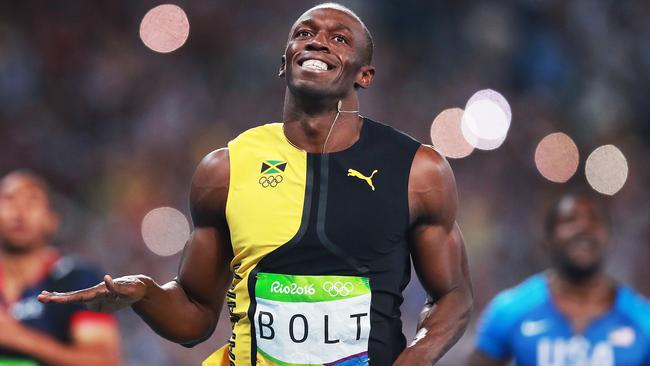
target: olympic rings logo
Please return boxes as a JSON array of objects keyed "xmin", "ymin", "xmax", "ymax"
[
  {"xmin": 259, "ymin": 175, "xmax": 283, "ymax": 188},
  {"xmin": 322, "ymin": 281, "xmax": 354, "ymax": 297}
]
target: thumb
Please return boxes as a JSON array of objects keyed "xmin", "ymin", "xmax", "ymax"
[{"xmin": 104, "ymin": 275, "xmax": 120, "ymax": 293}]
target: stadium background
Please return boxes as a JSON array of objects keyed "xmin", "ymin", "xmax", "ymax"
[{"xmin": 1, "ymin": 1, "xmax": 648, "ymax": 364}]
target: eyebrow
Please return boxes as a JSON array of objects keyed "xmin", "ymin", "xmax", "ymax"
[
  {"xmin": 295, "ymin": 19, "xmax": 354, "ymax": 34},
  {"xmin": 332, "ymin": 22, "xmax": 353, "ymax": 34},
  {"xmin": 295, "ymin": 19, "xmax": 317, "ymax": 30}
]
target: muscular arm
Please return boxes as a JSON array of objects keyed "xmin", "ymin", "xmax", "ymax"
[
  {"xmin": 132, "ymin": 148, "xmax": 233, "ymax": 344},
  {"xmin": 393, "ymin": 145, "xmax": 473, "ymax": 365},
  {"xmin": 39, "ymin": 148, "xmax": 233, "ymax": 346}
]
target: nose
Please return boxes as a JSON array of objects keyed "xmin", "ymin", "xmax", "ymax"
[
  {"xmin": 305, "ymin": 32, "xmax": 330, "ymax": 53},
  {"xmin": 574, "ymin": 214, "xmax": 605, "ymax": 236}
]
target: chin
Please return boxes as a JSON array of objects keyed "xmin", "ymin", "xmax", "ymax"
[
  {"xmin": 559, "ymin": 260, "xmax": 603, "ymax": 280},
  {"xmin": 288, "ymin": 80, "xmax": 333, "ymax": 99},
  {"xmin": 1, "ymin": 238, "xmax": 39, "ymax": 253}
]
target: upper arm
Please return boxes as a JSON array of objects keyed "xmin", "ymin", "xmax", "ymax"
[
  {"xmin": 177, "ymin": 148, "xmax": 233, "ymax": 315},
  {"xmin": 407, "ymin": 145, "xmax": 471, "ymax": 302}
]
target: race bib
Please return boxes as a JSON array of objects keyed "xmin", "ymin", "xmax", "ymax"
[{"xmin": 254, "ymin": 273, "xmax": 371, "ymax": 365}]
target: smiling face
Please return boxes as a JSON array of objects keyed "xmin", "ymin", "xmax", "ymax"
[
  {"xmin": 0, "ymin": 173, "xmax": 59, "ymax": 253},
  {"xmin": 545, "ymin": 194, "xmax": 610, "ymax": 279},
  {"xmin": 280, "ymin": 6, "xmax": 375, "ymax": 100}
]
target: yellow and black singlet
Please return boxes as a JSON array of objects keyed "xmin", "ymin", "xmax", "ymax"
[{"xmin": 208, "ymin": 118, "xmax": 420, "ymax": 366}]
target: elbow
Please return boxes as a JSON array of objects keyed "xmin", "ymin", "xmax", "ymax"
[
  {"xmin": 176, "ymin": 321, "xmax": 217, "ymax": 348},
  {"xmin": 148, "ymin": 319, "xmax": 217, "ymax": 347},
  {"xmin": 180, "ymin": 336, "xmax": 209, "ymax": 348},
  {"xmin": 458, "ymin": 285, "xmax": 474, "ymax": 327}
]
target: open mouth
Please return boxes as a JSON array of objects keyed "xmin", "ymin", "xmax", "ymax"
[{"xmin": 298, "ymin": 58, "xmax": 335, "ymax": 72}]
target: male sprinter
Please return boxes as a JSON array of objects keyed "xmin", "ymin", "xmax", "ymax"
[
  {"xmin": 470, "ymin": 192, "xmax": 650, "ymax": 366},
  {"xmin": 39, "ymin": 3, "xmax": 473, "ymax": 365},
  {"xmin": 0, "ymin": 171, "xmax": 120, "ymax": 366}
]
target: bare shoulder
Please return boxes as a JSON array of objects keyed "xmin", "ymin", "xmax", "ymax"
[
  {"xmin": 409, "ymin": 145, "xmax": 455, "ymax": 193},
  {"xmin": 192, "ymin": 148, "xmax": 229, "ymax": 190},
  {"xmin": 408, "ymin": 145, "xmax": 458, "ymax": 227},
  {"xmin": 190, "ymin": 148, "xmax": 230, "ymax": 226}
]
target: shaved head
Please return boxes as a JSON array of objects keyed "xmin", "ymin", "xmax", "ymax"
[{"xmin": 294, "ymin": 2, "xmax": 374, "ymax": 65}]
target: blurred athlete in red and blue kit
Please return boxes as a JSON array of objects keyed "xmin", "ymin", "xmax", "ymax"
[{"xmin": 0, "ymin": 170, "xmax": 120, "ymax": 366}]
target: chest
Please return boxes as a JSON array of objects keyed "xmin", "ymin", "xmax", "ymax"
[
  {"xmin": 228, "ymin": 151, "xmax": 412, "ymax": 260},
  {"xmin": 1, "ymin": 266, "xmax": 48, "ymax": 305},
  {"xmin": 316, "ymin": 153, "xmax": 411, "ymax": 256},
  {"xmin": 512, "ymin": 314, "xmax": 648, "ymax": 366},
  {"xmin": 554, "ymin": 297, "xmax": 613, "ymax": 334}
]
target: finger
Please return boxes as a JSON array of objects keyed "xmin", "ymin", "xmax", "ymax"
[
  {"xmin": 104, "ymin": 275, "xmax": 125, "ymax": 302},
  {"xmin": 38, "ymin": 284, "xmax": 107, "ymax": 304},
  {"xmin": 104, "ymin": 275, "xmax": 117, "ymax": 293},
  {"xmin": 38, "ymin": 292, "xmax": 53, "ymax": 303},
  {"xmin": 38, "ymin": 290, "xmax": 87, "ymax": 304}
]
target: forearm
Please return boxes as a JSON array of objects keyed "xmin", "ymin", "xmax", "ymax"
[
  {"xmin": 406, "ymin": 286, "xmax": 473, "ymax": 364},
  {"xmin": 131, "ymin": 276, "xmax": 218, "ymax": 344},
  {"xmin": 9, "ymin": 328, "xmax": 119, "ymax": 366}
]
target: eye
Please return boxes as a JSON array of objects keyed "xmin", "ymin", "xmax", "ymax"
[
  {"xmin": 295, "ymin": 30, "xmax": 312, "ymax": 38},
  {"xmin": 333, "ymin": 35, "xmax": 349, "ymax": 44}
]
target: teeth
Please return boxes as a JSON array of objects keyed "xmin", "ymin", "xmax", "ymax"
[{"xmin": 302, "ymin": 59, "xmax": 328, "ymax": 71}]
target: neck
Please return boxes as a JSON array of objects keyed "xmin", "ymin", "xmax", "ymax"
[
  {"xmin": 282, "ymin": 89, "xmax": 362, "ymax": 153},
  {"xmin": 1, "ymin": 245, "xmax": 53, "ymax": 281},
  {"xmin": 548, "ymin": 268, "xmax": 614, "ymax": 301}
]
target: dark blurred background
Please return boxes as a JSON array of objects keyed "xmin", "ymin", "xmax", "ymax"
[{"xmin": 1, "ymin": 1, "xmax": 648, "ymax": 364}]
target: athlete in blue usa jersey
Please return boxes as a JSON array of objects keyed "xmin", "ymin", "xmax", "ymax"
[
  {"xmin": 470, "ymin": 192, "xmax": 650, "ymax": 366},
  {"xmin": 474, "ymin": 273, "xmax": 650, "ymax": 366}
]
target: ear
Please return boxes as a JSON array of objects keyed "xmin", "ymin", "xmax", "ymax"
[
  {"xmin": 354, "ymin": 65, "xmax": 375, "ymax": 89},
  {"xmin": 278, "ymin": 55, "xmax": 286, "ymax": 78}
]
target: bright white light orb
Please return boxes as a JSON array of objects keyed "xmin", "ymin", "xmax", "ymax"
[
  {"xmin": 141, "ymin": 207, "xmax": 190, "ymax": 256},
  {"xmin": 585, "ymin": 145, "xmax": 628, "ymax": 196},
  {"xmin": 461, "ymin": 89, "xmax": 511, "ymax": 150}
]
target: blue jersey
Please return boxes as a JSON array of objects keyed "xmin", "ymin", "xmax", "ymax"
[
  {"xmin": 475, "ymin": 273, "xmax": 650, "ymax": 366},
  {"xmin": 0, "ymin": 253, "xmax": 115, "ymax": 365}
]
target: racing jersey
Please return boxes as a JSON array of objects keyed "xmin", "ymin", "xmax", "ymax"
[
  {"xmin": 0, "ymin": 251, "xmax": 115, "ymax": 366},
  {"xmin": 211, "ymin": 119, "xmax": 421, "ymax": 366},
  {"xmin": 476, "ymin": 273, "xmax": 650, "ymax": 366}
]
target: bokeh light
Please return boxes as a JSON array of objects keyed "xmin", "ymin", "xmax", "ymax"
[
  {"xmin": 585, "ymin": 145, "xmax": 629, "ymax": 196},
  {"xmin": 141, "ymin": 207, "xmax": 190, "ymax": 256},
  {"xmin": 461, "ymin": 89, "xmax": 512, "ymax": 150},
  {"xmin": 534, "ymin": 132, "xmax": 579, "ymax": 183},
  {"xmin": 139, "ymin": 4, "xmax": 190, "ymax": 53},
  {"xmin": 430, "ymin": 108, "xmax": 474, "ymax": 159}
]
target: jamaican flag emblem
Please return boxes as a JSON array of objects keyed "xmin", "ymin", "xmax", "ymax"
[
  {"xmin": 260, "ymin": 160, "xmax": 287, "ymax": 175},
  {"xmin": 259, "ymin": 160, "xmax": 286, "ymax": 188}
]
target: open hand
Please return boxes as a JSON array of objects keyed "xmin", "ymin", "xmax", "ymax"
[{"xmin": 38, "ymin": 274, "xmax": 149, "ymax": 313}]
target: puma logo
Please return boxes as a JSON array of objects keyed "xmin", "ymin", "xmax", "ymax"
[{"xmin": 347, "ymin": 169, "xmax": 378, "ymax": 191}]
